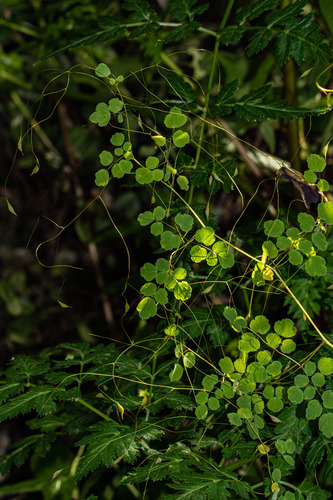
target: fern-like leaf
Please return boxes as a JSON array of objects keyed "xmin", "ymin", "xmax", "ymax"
[
  {"xmin": 39, "ymin": 26, "xmax": 127, "ymax": 61},
  {"xmin": 0, "ymin": 385, "xmax": 61, "ymax": 423},
  {"xmin": 247, "ymin": 29, "xmax": 273, "ymax": 56},
  {"xmin": 123, "ymin": 0, "xmax": 157, "ymax": 21},
  {"xmin": 267, "ymin": 0, "xmax": 307, "ymax": 27},
  {"xmin": 211, "ymin": 80, "xmax": 239, "ymax": 117},
  {"xmin": 164, "ymin": 21, "xmax": 200, "ymax": 43},
  {"xmin": 236, "ymin": 0, "xmax": 279, "ymax": 24},
  {"xmin": 219, "ymin": 25, "xmax": 246, "ymax": 45},
  {"xmin": 170, "ymin": 0, "xmax": 208, "ymax": 21},
  {"xmin": 75, "ymin": 421, "xmax": 164, "ymax": 480},
  {"xmin": 166, "ymin": 73, "xmax": 198, "ymax": 103}
]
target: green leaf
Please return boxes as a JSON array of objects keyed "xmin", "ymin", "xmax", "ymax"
[
  {"xmin": 156, "ymin": 258, "xmax": 169, "ymax": 272},
  {"xmin": 219, "ymin": 357, "xmax": 234, "ymax": 374},
  {"xmin": 99, "ymin": 150, "xmax": 113, "ymax": 166},
  {"xmin": 304, "ymin": 362, "xmax": 316, "ymax": 376},
  {"xmin": 262, "ymin": 240, "xmax": 278, "ymax": 259},
  {"xmin": 150, "ymin": 222, "xmax": 163, "ymax": 236},
  {"xmin": 317, "ymin": 179, "xmax": 329, "ymax": 192},
  {"xmin": 164, "ymin": 107, "xmax": 187, "ymax": 128},
  {"xmin": 267, "ymin": 396, "xmax": 283, "ymax": 412},
  {"xmin": 288, "ymin": 249, "xmax": 303, "ymax": 265},
  {"xmin": 304, "ymin": 169, "xmax": 317, "ymax": 184},
  {"xmin": 208, "ymin": 397, "xmax": 220, "ymax": 411},
  {"xmin": 140, "ymin": 263, "xmax": 157, "ymax": 281},
  {"xmin": 318, "ymin": 357, "xmax": 333, "ymax": 375},
  {"xmin": 264, "ymin": 219, "xmax": 284, "ymax": 237},
  {"xmin": 175, "ymin": 213, "xmax": 194, "ymax": 232},
  {"xmin": 154, "ymin": 288, "xmax": 168, "ymax": 305},
  {"xmin": 266, "ymin": 333, "xmax": 281, "ymax": 349},
  {"xmin": 95, "ymin": 63, "xmax": 111, "ymax": 77},
  {"xmin": 195, "ymin": 227, "xmax": 215, "ymax": 246},
  {"xmin": 312, "ymin": 372, "xmax": 325, "ymax": 387},
  {"xmin": 307, "ymin": 154, "xmax": 326, "ymax": 172},
  {"xmin": 311, "ymin": 232, "xmax": 328, "ymax": 251},
  {"xmin": 247, "ymin": 29, "xmax": 273, "ymax": 56},
  {"xmin": 76, "ymin": 421, "xmax": 163, "ymax": 480},
  {"xmin": 170, "ymin": 0, "xmax": 209, "ymax": 21},
  {"xmin": 190, "ymin": 245, "xmax": 207, "ymax": 263},
  {"xmin": 95, "ymin": 169, "xmax": 110, "ymax": 187},
  {"xmin": 111, "ymin": 133, "xmax": 125, "ymax": 146},
  {"xmin": 211, "ymin": 80, "xmax": 239, "ymax": 117},
  {"xmin": 173, "ymin": 268, "xmax": 187, "ymax": 280},
  {"xmin": 164, "ymin": 20, "xmax": 201, "ymax": 43},
  {"xmin": 0, "ymin": 386, "xmax": 58, "ymax": 423},
  {"xmin": 160, "ymin": 231, "xmax": 181, "ymax": 250},
  {"xmin": 183, "ymin": 352, "xmax": 196, "ymax": 368},
  {"xmin": 294, "ymin": 374, "xmax": 309, "ymax": 387},
  {"xmin": 274, "ymin": 318, "xmax": 296, "ymax": 338},
  {"xmin": 277, "ymin": 235, "xmax": 291, "ymax": 250},
  {"xmin": 202, "ymin": 374, "xmax": 218, "ymax": 391},
  {"xmin": 166, "ymin": 72, "xmax": 197, "ymax": 103},
  {"xmin": 152, "ymin": 135, "xmax": 166, "ymax": 147},
  {"xmin": 218, "ymin": 252, "xmax": 235, "ymax": 269},
  {"xmin": 153, "ymin": 206, "xmax": 166, "ymax": 221},
  {"xmin": 146, "ymin": 156, "xmax": 159, "ymax": 169},
  {"xmin": 195, "ymin": 404, "xmax": 208, "ymax": 419},
  {"xmin": 305, "ymin": 255, "xmax": 327, "ymax": 277},
  {"xmin": 173, "ymin": 281, "xmax": 192, "ymax": 301},
  {"xmin": 40, "ymin": 26, "xmax": 127, "ymax": 62},
  {"xmin": 173, "ymin": 130, "xmax": 190, "ymax": 147},
  {"xmin": 169, "ymin": 363, "xmax": 183, "ymax": 382},
  {"xmin": 196, "ymin": 392, "xmax": 208, "ymax": 404},
  {"xmin": 322, "ymin": 391, "xmax": 333, "ymax": 409},
  {"xmin": 237, "ymin": 0, "xmax": 279, "ymax": 23},
  {"xmin": 287, "ymin": 386, "xmax": 303, "ymax": 404},
  {"xmin": 319, "ymin": 413, "xmax": 333, "ymax": 438},
  {"xmin": 280, "ymin": 339, "xmax": 296, "ymax": 353},
  {"xmin": 137, "ymin": 211, "xmax": 154, "ymax": 226},
  {"xmin": 108, "ymin": 98, "xmax": 123, "ymax": 113},
  {"xmin": 140, "ymin": 283, "xmax": 156, "ymax": 297},
  {"xmin": 89, "ymin": 102, "xmax": 111, "ymax": 127},
  {"xmin": 318, "ymin": 201, "xmax": 333, "ymax": 225},
  {"xmin": 136, "ymin": 167, "xmax": 154, "ymax": 184},
  {"xmin": 123, "ymin": 0, "xmax": 156, "ymax": 20},
  {"xmin": 298, "ymin": 213, "xmax": 315, "ymax": 232},
  {"xmin": 176, "ymin": 175, "xmax": 189, "ymax": 191},
  {"xmin": 136, "ymin": 297, "xmax": 157, "ymax": 319}
]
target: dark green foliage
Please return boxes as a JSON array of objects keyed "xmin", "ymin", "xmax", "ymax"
[{"xmin": 2, "ymin": 1, "xmax": 333, "ymax": 499}]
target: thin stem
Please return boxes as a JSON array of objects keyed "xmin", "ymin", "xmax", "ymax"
[
  {"xmin": 75, "ymin": 397, "xmax": 116, "ymax": 422},
  {"xmin": 188, "ymin": 0, "xmax": 235, "ymax": 205}
]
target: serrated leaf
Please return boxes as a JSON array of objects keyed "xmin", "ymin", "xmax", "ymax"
[
  {"xmin": 211, "ymin": 80, "xmax": 238, "ymax": 117},
  {"xmin": 170, "ymin": 0, "xmax": 208, "ymax": 21},
  {"xmin": 267, "ymin": 0, "xmax": 307, "ymax": 26},
  {"xmin": 0, "ymin": 386, "xmax": 59, "ymax": 423},
  {"xmin": 236, "ymin": 0, "xmax": 279, "ymax": 23},
  {"xmin": 167, "ymin": 72, "xmax": 197, "ymax": 102},
  {"xmin": 164, "ymin": 21, "xmax": 200, "ymax": 43},
  {"xmin": 40, "ymin": 27, "xmax": 127, "ymax": 61},
  {"xmin": 123, "ymin": 0, "xmax": 157, "ymax": 21},
  {"xmin": 219, "ymin": 25, "xmax": 246, "ymax": 45},
  {"xmin": 247, "ymin": 29, "xmax": 273, "ymax": 56},
  {"xmin": 129, "ymin": 21, "xmax": 159, "ymax": 39},
  {"xmin": 76, "ymin": 421, "xmax": 163, "ymax": 480}
]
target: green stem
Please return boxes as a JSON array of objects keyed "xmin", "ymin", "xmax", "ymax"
[
  {"xmin": 188, "ymin": 0, "xmax": 235, "ymax": 205},
  {"xmin": 148, "ymin": 355, "xmax": 157, "ymax": 405},
  {"xmin": 75, "ymin": 397, "xmax": 116, "ymax": 422}
]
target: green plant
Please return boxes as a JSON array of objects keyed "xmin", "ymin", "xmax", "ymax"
[{"xmin": 2, "ymin": 1, "xmax": 333, "ymax": 499}]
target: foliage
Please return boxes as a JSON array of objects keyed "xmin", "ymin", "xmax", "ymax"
[{"xmin": 1, "ymin": 0, "xmax": 333, "ymax": 499}]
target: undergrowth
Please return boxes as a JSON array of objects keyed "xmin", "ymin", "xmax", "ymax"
[{"xmin": 1, "ymin": 1, "xmax": 333, "ymax": 499}]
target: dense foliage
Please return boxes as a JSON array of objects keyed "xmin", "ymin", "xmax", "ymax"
[{"xmin": 1, "ymin": 1, "xmax": 333, "ymax": 499}]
